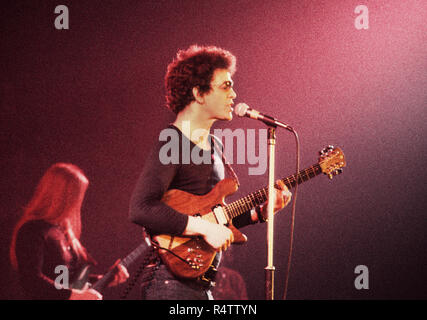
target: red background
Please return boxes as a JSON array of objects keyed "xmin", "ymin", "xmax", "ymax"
[{"xmin": 1, "ymin": 0, "xmax": 426, "ymax": 300}]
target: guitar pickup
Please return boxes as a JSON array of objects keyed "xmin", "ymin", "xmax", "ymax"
[{"xmin": 212, "ymin": 205, "xmax": 228, "ymax": 225}]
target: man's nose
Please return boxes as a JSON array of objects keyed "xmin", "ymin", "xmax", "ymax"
[{"xmin": 229, "ymin": 87, "xmax": 237, "ymax": 99}]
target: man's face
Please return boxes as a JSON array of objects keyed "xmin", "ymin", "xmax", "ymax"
[{"xmin": 201, "ymin": 68, "xmax": 237, "ymax": 121}]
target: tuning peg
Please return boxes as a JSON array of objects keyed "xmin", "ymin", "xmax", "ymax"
[
  {"xmin": 320, "ymin": 145, "xmax": 335, "ymax": 156},
  {"xmin": 330, "ymin": 168, "xmax": 343, "ymax": 177}
]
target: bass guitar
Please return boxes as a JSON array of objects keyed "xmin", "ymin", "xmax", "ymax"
[
  {"xmin": 71, "ymin": 236, "xmax": 152, "ymax": 292},
  {"xmin": 153, "ymin": 145, "xmax": 346, "ymax": 279}
]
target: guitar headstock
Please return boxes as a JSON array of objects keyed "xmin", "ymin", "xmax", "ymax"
[{"xmin": 319, "ymin": 145, "xmax": 346, "ymax": 179}]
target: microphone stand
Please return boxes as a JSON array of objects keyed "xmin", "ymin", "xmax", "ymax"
[
  {"xmin": 265, "ymin": 126, "xmax": 276, "ymax": 300},
  {"xmin": 235, "ymin": 104, "xmax": 294, "ymax": 300}
]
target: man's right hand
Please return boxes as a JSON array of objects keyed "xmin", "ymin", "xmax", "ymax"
[{"xmin": 184, "ymin": 216, "xmax": 234, "ymax": 252}]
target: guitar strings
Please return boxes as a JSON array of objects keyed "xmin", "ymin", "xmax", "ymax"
[{"xmin": 224, "ymin": 164, "xmax": 322, "ymax": 219}]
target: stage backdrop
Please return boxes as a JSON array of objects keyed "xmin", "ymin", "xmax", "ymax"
[{"xmin": 1, "ymin": 0, "xmax": 426, "ymax": 300}]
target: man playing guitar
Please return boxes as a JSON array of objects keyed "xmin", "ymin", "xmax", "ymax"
[{"xmin": 129, "ymin": 45, "xmax": 291, "ymax": 300}]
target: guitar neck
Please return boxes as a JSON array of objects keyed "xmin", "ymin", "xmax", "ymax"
[
  {"xmin": 121, "ymin": 242, "xmax": 149, "ymax": 268},
  {"xmin": 92, "ymin": 242, "xmax": 149, "ymax": 292},
  {"xmin": 225, "ymin": 163, "xmax": 322, "ymax": 219}
]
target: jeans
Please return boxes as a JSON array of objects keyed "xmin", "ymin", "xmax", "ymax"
[{"xmin": 141, "ymin": 263, "xmax": 213, "ymax": 300}]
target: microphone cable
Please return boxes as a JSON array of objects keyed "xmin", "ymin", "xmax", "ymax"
[{"xmin": 282, "ymin": 128, "xmax": 300, "ymax": 300}]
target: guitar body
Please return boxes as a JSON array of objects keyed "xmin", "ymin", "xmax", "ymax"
[{"xmin": 154, "ymin": 178, "xmax": 247, "ymax": 279}]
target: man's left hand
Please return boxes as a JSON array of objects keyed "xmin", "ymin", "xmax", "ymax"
[{"xmin": 260, "ymin": 180, "xmax": 292, "ymax": 220}]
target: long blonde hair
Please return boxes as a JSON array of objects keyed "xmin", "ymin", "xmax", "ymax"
[{"xmin": 10, "ymin": 163, "xmax": 90, "ymax": 270}]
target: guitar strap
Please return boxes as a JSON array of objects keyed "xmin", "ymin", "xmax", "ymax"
[
  {"xmin": 211, "ymin": 135, "xmax": 240, "ymax": 187},
  {"xmin": 200, "ymin": 135, "xmax": 241, "ymax": 287}
]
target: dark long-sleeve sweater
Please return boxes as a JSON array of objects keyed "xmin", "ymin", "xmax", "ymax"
[
  {"xmin": 15, "ymin": 220, "xmax": 87, "ymax": 299},
  {"xmin": 129, "ymin": 125, "xmax": 254, "ymax": 236}
]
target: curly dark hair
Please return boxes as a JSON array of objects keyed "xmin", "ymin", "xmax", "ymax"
[{"xmin": 165, "ymin": 45, "xmax": 236, "ymax": 114}]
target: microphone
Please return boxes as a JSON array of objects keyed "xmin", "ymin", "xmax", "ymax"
[{"xmin": 234, "ymin": 103, "xmax": 293, "ymax": 131}]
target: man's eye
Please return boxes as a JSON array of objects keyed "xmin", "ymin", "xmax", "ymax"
[{"xmin": 223, "ymin": 82, "xmax": 232, "ymax": 89}]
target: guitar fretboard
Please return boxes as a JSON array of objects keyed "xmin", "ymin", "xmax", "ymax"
[
  {"xmin": 92, "ymin": 242, "xmax": 149, "ymax": 292},
  {"xmin": 224, "ymin": 164, "xmax": 322, "ymax": 219},
  {"xmin": 122, "ymin": 243, "xmax": 148, "ymax": 268}
]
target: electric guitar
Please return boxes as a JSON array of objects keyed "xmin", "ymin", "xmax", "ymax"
[
  {"xmin": 71, "ymin": 237, "xmax": 152, "ymax": 292},
  {"xmin": 153, "ymin": 145, "xmax": 346, "ymax": 279}
]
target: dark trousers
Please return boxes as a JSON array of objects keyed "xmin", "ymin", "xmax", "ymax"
[{"xmin": 141, "ymin": 263, "xmax": 213, "ymax": 300}]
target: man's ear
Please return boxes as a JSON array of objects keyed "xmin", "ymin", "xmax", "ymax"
[{"xmin": 192, "ymin": 87, "xmax": 205, "ymax": 104}]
